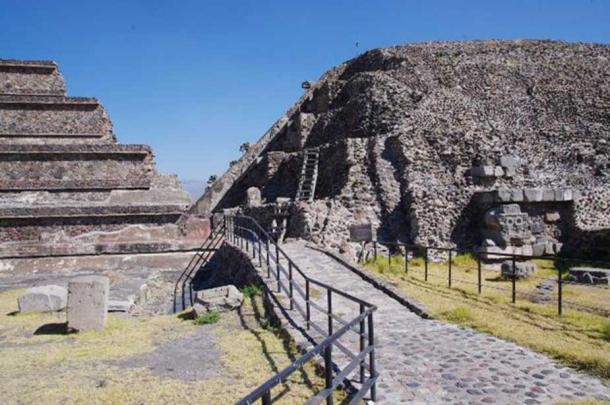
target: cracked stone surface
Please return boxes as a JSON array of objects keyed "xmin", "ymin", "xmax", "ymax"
[{"xmin": 275, "ymin": 241, "xmax": 610, "ymax": 404}]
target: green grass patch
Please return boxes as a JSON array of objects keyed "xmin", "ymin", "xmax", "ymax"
[
  {"xmin": 364, "ymin": 255, "xmax": 610, "ymax": 379},
  {"xmin": 194, "ymin": 311, "xmax": 220, "ymax": 325},
  {"xmin": 440, "ymin": 306, "xmax": 474, "ymax": 323},
  {"xmin": 240, "ymin": 284, "xmax": 263, "ymax": 298}
]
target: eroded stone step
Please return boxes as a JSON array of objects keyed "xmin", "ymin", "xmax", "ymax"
[
  {"xmin": 0, "ymin": 59, "xmax": 66, "ymax": 96},
  {"xmin": 0, "ymin": 96, "xmax": 112, "ymax": 136}
]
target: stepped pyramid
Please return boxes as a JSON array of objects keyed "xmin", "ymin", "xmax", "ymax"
[{"xmin": 0, "ymin": 59, "xmax": 208, "ymax": 259}]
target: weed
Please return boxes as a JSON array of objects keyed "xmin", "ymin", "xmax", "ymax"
[
  {"xmin": 241, "ymin": 284, "xmax": 263, "ymax": 298},
  {"xmin": 194, "ymin": 311, "xmax": 220, "ymax": 325},
  {"xmin": 440, "ymin": 307, "xmax": 473, "ymax": 323}
]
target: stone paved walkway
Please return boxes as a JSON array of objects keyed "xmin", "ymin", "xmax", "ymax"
[{"xmin": 276, "ymin": 241, "xmax": 610, "ymax": 404}]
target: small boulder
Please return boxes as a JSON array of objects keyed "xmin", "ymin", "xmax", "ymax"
[
  {"xmin": 18, "ymin": 285, "xmax": 67, "ymax": 313},
  {"xmin": 195, "ymin": 285, "xmax": 244, "ymax": 313},
  {"xmin": 501, "ymin": 261, "xmax": 536, "ymax": 279}
]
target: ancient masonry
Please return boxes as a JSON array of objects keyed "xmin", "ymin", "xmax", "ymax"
[
  {"xmin": 0, "ymin": 59, "xmax": 208, "ymax": 259},
  {"xmin": 194, "ymin": 40, "xmax": 610, "ymax": 259}
]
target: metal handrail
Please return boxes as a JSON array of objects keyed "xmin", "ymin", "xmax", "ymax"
[
  {"xmin": 227, "ymin": 215, "xmax": 378, "ymax": 405},
  {"xmin": 172, "ymin": 221, "xmax": 225, "ymax": 312}
]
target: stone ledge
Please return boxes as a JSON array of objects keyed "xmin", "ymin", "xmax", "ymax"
[
  {"xmin": 0, "ymin": 95, "xmax": 98, "ymax": 106},
  {"xmin": 0, "ymin": 179, "xmax": 151, "ymax": 191},
  {"xmin": 0, "ymin": 59, "xmax": 58, "ymax": 70},
  {"xmin": 0, "ymin": 143, "xmax": 151, "ymax": 155},
  {"xmin": 475, "ymin": 188, "xmax": 579, "ymax": 204},
  {"xmin": 0, "ymin": 204, "xmax": 188, "ymax": 220}
]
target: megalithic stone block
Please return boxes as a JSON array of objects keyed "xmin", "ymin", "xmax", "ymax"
[{"xmin": 67, "ymin": 275, "xmax": 109, "ymax": 332}]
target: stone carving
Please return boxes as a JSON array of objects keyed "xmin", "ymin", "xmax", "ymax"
[
  {"xmin": 568, "ymin": 267, "xmax": 610, "ymax": 285},
  {"xmin": 193, "ymin": 285, "xmax": 244, "ymax": 314},
  {"xmin": 67, "ymin": 275, "xmax": 109, "ymax": 332},
  {"xmin": 246, "ymin": 186, "xmax": 262, "ymax": 208},
  {"xmin": 501, "ymin": 261, "xmax": 536, "ymax": 279},
  {"xmin": 484, "ymin": 204, "xmax": 533, "ymax": 247},
  {"xmin": 18, "ymin": 285, "xmax": 67, "ymax": 313}
]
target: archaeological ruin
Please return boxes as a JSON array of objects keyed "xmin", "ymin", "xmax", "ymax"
[
  {"xmin": 194, "ymin": 40, "xmax": 610, "ymax": 260},
  {"xmin": 0, "ymin": 59, "xmax": 209, "ymax": 260}
]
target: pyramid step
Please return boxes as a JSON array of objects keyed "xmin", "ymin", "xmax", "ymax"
[
  {"xmin": 0, "ymin": 59, "xmax": 66, "ymax": 96},
  {"xmin": 0, "ymin": 95, "xmax": 111, "ymax": 136}
]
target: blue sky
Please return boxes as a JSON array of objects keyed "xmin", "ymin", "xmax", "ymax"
[{"xmin": 1, "ymin": 0, "xmax": 609, "ymax": 183}]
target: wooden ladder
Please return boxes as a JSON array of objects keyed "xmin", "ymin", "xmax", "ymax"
[{"xmin": 295, "ymin": 148, "xmax": 319, "ymax": 202}]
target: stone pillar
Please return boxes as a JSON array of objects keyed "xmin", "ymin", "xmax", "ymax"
[{"xmin": 67, "ymin": 276, "xmax": 109, "ymax": 332}]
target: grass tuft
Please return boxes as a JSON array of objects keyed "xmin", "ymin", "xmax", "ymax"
[
  {"xmin": 440, "ymin": 306, "xmax": 474, "ymax": 323},
  {"xmin": 194, "ymin": 311, "xmax": 220, "ymax": 325},
  {"xmin": 602, "ymin": 322, "xmax": 610, "ymax": 343},
  {"xmin": 240, "ymin": 284, "xmax": 263, "ymax": 298}
]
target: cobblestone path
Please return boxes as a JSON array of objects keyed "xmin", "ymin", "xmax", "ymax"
[{"xmin": 278, "ymin": 241, "xmax": 610, "ymax": 404}]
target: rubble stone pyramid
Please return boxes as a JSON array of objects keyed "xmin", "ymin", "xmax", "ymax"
[
  {"xmin": 0, "ymin": 59, "xmax": 207, "ymax": 258},
  {"xmin": 195, "ymin": 40, "xmax": 610, "ymax": 258}
]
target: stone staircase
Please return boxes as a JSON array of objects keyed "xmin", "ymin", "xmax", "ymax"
[
  {"xmin": 0, "ymin": 59, "xmax": 208, "ymax": 258},
  {"xmin": 295, "ymin": 148, "xmax": 319, "ymax": 202}
]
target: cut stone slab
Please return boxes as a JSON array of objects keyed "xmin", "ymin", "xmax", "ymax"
[
  {"xmin": 569, "ymin": 267, "xmax": 610, "ymax": 285},
  {"xmin": 108, "ymin": 299, "xmax": 134, "ymax": 312},
  {"xmin": 18, "ymin": 285, "xmax": 67, "ymax": 313},
  {"xmin": 67, "ymin": 275, "xmax": 109, "ymax": 332},
  {"xmin": 194, "ymin": 284, "xmax": 244, "ymax": 313},
  {"xmin": 501, "ymin": 261, "xmax": 536, "ymax": 279}
]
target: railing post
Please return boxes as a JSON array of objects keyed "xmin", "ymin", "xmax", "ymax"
[
  {"xmin": 512, "ymin": 255, "xmax": 517, "ymax": 304},
  {"xmin": 368, "ymin": 312, "xmax": 376, "ymax": 402},
  {"xmin": 424, "ymin": 247, "xmax": 428, "ymax": 282},
  {"xmin": 558, "ymin": 264, "xmax": 563, "ymax": 316},
  {"xmin": 404, "ymin": 246, "xmax": 408, "ymax": 274},
  {"xmin": 258, "ymin": 239, "xmax": 262, "ymax": 267},
  {"xmin": 325, "ymin": 289, "xmax": 333, "ymax": 405},
  {"xmin": 373, "ymin": 241, "xmax": 377, "ymax": 261},
  {"xmin": 276, "ymin": 249, "xmax": 281, "ymax": 293},
  {"xmin": 306, "ymin": 279, "xmax": 311, "ymax": 330},
  {"xmin": 262, "ymin": 390, "xmax": 271, "ymax": 405},
  {"xmin": 327, "ymin": 290, "xmax": 333, "ymax": 336},
  {"xmin": 477, "ymin": 253, "xmax": 482, "ymax": 294},
  {"xmin": 266, "ymin": 239, "xmax": 270, "ymax": 268},
  {"xmin": 388, "ymin": 248, "xmax": 391, "ymax": 271},
  {"xmin": 324, "ymin": 344, "xmax": 333, "ymax": 405},
  {"xmin": 359, "ymin": 303, "xmax": 365, "ymax": 384},
  {"xmin": 289, "ymin": 261, "xmax": 294, "ymax": 310},
  {"xmin": 449, "ymin": 249, "xmax": 451, "ymax": 288}
]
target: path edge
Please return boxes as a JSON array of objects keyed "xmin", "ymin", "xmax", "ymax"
[{"xmin": 305, "ymin": 243, "xmax": 431, "ymax": 319}]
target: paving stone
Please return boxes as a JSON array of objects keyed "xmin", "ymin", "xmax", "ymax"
[{"xmin": 251, "ymin": 242, "xmax": 610, "ymax": 404}]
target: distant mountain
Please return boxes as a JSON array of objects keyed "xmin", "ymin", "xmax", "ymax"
[{"xmin": 181, "ymin": 179, "xmax": 206, "ymax": 202}]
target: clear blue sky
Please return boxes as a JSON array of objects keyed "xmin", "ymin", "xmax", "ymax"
[{"xmin": 1, "ymin": 0, "xmax": 609, "ymax": 182}]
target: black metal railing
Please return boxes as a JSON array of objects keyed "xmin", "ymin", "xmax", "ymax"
[
  {"xmin": 172, "ymin": 221, "xmax": 225, "ymax": 313},
  {"xmin": 362, "ymin": 240, "xmax": 610, "ymax": 317},
  {"xmin": 226, "ymin": 215, "xmax": 378, "ymax": 405}
]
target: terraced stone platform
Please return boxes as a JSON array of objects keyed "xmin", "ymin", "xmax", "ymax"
[
  {"xmin": 0, "ymin": 59, "xmax": 208, "ymax": 259},
  {"xmin": 274, "ymin": 241, "xmax": 610, "ymax": 404}
]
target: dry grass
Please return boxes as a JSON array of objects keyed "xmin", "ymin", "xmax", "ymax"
[
  {"xmin": 365, "ymin": 255, "xmax": 610, "ymax": 379},
  {"xmin": 0, "ymin": 288, "xmax": 336, "ymax": 404}
]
